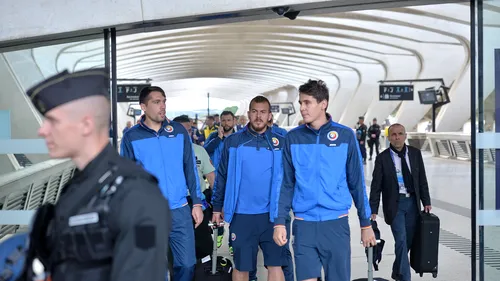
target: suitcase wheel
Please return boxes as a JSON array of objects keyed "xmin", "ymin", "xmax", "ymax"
[
  {"xmin": 419, "ymin": 273, "xmax": 423, "ymax": 277},
  {"xmin": 432, "ymin": 272, "xmax": 438, "ymax": 278}
]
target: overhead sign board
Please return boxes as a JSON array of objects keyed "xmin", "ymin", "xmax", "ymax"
[
  {"xmin": 127, "ymin": 107, "xmax": 143, "ymax": 117},
  {"xmin": 281, "ymin": 108, "xmax": 291, "ymax": 114},
  {"xmin": 418, "ymin": 89, "xmax": 437, "ymax": 104},
  {"xmin": 117, "ymin": 84, "xmax": 150, "ymax": 102},
  {"xmin": 379, "ymin": 85, "xmax": 414, "ymax": 101},
  {"xmin": 270, "ymin": 104, "xmax": 280, "ymax": 113}
]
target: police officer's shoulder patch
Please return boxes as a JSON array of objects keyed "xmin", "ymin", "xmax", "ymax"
[{"xmin": 135, "ymin": 225, "xmax": 156, "ymax": 250}]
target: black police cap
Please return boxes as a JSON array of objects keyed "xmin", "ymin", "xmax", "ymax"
[{"xmin": 26, "ymin": 68, "xmax": 109, "ymax": 115}]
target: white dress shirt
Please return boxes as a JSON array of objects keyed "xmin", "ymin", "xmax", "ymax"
[{"xmin": 390, "ymin": 148, "xmax": 412, "ymax": 194}]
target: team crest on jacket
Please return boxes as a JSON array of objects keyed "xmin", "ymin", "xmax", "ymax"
[
  {"xmin": 327, "ymin": 131, "xmax": 338, "ymax": 141},
  {"xmin": 165, "ymin": 125, "xmax": 174, "ymax": 133},
  {"xmin": 272, "ymin": 137, "xmax": 279, "ymax": 146}
]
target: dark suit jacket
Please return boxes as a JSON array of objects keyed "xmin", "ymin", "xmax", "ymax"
[{"xmin": 369, "ymin": 145, "xmax": 431, "ymax": 225}]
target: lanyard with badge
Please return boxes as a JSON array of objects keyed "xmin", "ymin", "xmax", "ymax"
[{"xmin": 390, "ymin": 150, "xmax": 407, "ymax": 194}]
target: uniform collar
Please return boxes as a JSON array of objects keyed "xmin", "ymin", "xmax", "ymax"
[
  {"xmin": 305, "ymin": 113, "xmax": 333, "ymax": 134},
  {"xmin": 65, "ymin": 144, "xmax": 115, "ymax": 193},
  {"xmin": 245, "ymin": 124, "xmax": 270, "ymax": 138},
  {"xmin": 139, "ymin": 115, "xmax": 171, "ymax": 133}
]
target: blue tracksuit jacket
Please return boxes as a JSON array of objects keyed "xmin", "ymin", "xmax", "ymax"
[
  {"xmin": 204, "ymin": 131, "xmax": 227, "ymax": 169},
  {"xmin": 272, "ymin": 124, "xmax": 288, "ymax": 137},
  {"xmin": 275, "ymin": 116, "xmax": 371, "ymax": 228},
  {"xmin": 212, "ymin": 126, "xmax": 285, "ymax": 224},
  {"xmin": 120, "ymin": 117, "xmax": 202, "ymax": 210}
]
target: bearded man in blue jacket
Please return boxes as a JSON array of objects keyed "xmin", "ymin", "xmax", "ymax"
[
  {"xmin": 273, "ymin": 80, "xmax": 377, "ymax": 281},
  {"xmin": 212, "ymin": 95, "xmax": 286, "ymax": 281},
  {"xmin": 120, "ymin": 86, "xmax": 203, "ymax": 281}
]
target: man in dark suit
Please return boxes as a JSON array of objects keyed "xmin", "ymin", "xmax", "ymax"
[{"xmin": 369, "ymin": 123, "xmax": 432, "ymax": 281}]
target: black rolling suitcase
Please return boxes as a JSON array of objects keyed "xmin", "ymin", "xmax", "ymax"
[
  {"xmin": 194, "ymin": 222, "xmax": 232, "ymax": 281},
  {"xmin": 410, "ymin": 212, "xmax": 440, "ymax": 278}
]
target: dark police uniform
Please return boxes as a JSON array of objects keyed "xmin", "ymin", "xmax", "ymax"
[
  {"xmin": 21, "ymin": 69, "xmax": 171, "ymax": 281},
  {"xmin": 356, "ymin": 117, "xmax": 368, "ymax": 163},
  {"xmin": 367, "ymin": 122, "xmax": 381, "ymax": 159}
]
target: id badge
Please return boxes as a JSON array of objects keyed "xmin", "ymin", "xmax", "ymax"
[
  {"xmin": 398, "ymin": 183, "xmax": 407, "ymax": 194},
  {"xmin": 68, "ymin": 212, "xmax": 99, "ymax": 227},
  {"xmin": 396, "ymin": 169, "xmax": 406, "ymax": 193}
]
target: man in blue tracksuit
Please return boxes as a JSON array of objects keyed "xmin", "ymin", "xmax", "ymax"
[
  {"xmin": 120, "ymin": 86, "xmax": 204, "ymax": 281},
  {"xmin": 212, "ymin": 96, "xmax": 286, "ymax": 281},
  {"xmin": 273, "ymin": 80, "xmax": 376, "ymax": 281},
  {"xmin": 204, "ymin": 110, "xmax": 236, "ymax": 173}
]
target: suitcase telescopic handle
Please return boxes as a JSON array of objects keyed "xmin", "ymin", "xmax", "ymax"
[
  {"xmin": 368, "ymin": 247, "xmax": 373, "ymax": 281},
  {"xmin": 208, "ymin": 222, "xmax": 225, "ymax": 275},
  {"xmin": 360, "ymin": 240, "xmax": 381, "ymax": 281},
  {"xmin": 359, "ymin": 239, "xmax": 382, "ymax": 245}
]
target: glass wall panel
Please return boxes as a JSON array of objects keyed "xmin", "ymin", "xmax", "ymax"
[
  {"xmin": 0, "ymin": 38, "xmax": 104, "ymax": 239},
  {"xmin": 476, "ymin": 1, "xmax": 500, "ymax": 280}
]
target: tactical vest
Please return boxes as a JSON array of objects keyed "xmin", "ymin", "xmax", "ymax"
[{"xmin": 50, "ymin": 166, "xmax": 128, "ymax": 265}]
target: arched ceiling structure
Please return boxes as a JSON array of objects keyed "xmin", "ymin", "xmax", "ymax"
[{"xmin": 28, "ymin": 2, "xmax": 500, "ymax": 131}]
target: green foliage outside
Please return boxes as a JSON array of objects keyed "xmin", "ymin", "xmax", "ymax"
[{"xmin": 223, "ymin": 106, "xmax": 238, "ymax": 114}]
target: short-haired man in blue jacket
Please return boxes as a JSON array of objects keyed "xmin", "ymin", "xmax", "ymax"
[
  {"xmin": 204, "ymin": 110, "xmax": 236, "ymax": 171},
  {"xmin": 120, "ymin": 86, "xmax": 204, "ymax": 281},
  {"xmin": 273, "ymin": 80, "xmax": 377, "ymax": 281},
  {"xmin": 212, "ymin": 96, "xmax": 286, "ymax": 281}
]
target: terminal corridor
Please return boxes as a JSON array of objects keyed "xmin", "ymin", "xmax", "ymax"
[{"xmin": 0, "ymin": 1, "xmax": 498, "ymax": 281}]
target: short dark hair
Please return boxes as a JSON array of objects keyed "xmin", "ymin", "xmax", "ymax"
[
  {"xmin": 213, "ymin": 114, "xmax": 220, "ymax": 117},
  {"xmin": 221, "ymin": 111, "xmax": 235, "ymax": 118},
  {"xmin": 299, "ymin": 80, "xmax": 329, "ymax": 105},
  {"xmin": 249, "ymin": 95, "xmax": 271, "ymax": 111},
  {"xmin": 173, "ymin": 115, "xmax": 190, "ymax": 123},
  {"xmin": 206, "ymin": 115, "xmax": 215, "ymax": 120},
  {"xmin": 139, "ymin": 86, "xmax": 166, "ymax": 104}
]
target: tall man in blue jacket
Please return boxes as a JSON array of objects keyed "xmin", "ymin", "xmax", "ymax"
[
  {"xmin": 212, "ymin": 96, "xmax": 286, "ymax": 281},
  {"xmin": 120, "ymin": 86, "xmax": 204, "ymax": 281},
  {"xmin": 273, "ymin": 80, "xmax": 376, "ymax": 281}
]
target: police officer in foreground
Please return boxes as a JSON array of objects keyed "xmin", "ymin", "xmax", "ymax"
[{"xmin": 21, "ymin": 68, "xmax": 170, "ymax": 281}]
